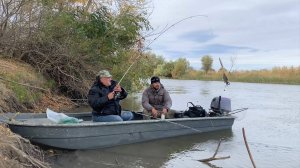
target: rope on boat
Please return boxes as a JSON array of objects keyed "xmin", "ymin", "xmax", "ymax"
[
  {"xmin": 131, "ymin": 108, "xmax": 248, "ymax": 132},
  {"xmin": 132, "ymin": 111, "xmax": 209, "ymax": 133}
]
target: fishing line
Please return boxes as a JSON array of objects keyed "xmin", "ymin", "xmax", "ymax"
[
  {"xmin": 117, "ymin": 14, "xmax": 209, "ymax": 85},
  {"xmin": 131, "ymin": 111, "xmax": 208, "ymax": 133},
  {"xmin": 216, "ymin": 57, "xmax": 249, "ymax": 116}
]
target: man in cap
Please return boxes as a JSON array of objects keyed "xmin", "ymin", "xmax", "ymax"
[
  {"xmin": 142, "ymin": 76, "xmax": 174, "ymax": 119},
  {"xmin": 88, "ymin": 70, "xmax": 133, "ymax": 122}
]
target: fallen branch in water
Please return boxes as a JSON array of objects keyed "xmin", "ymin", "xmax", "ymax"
[
  {"xmin": 198, "ymin": 138, "xmax": 230, "ymax": 162},
  {"xmin": 243, "ymin": 127, "xmax": 256, "ymax": 168}
]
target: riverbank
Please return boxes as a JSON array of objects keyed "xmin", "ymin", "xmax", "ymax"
[
  {"xmin": 0, "ymin": 59, "xmax": 77, "ymax": 168},
  {"xmin": 0, "ymin": 124, "xmax": 50, "ymax": 168},
  {"xmin": 182, "ymin": 66, "xmax": 300, "ymax": 85},
  {"xmin": 0, "ymin": 58, "xmax": 75, "ymax": 113}
]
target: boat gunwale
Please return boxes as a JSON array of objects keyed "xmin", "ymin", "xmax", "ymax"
[{"xmin": 7, "ymin": 116, "xmax": 235, "ymax": 127}]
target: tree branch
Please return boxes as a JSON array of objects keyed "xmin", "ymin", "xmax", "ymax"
[
  {"xmin": 243, "ymin": 127, "xmax": 256, "ymax": 168},
  {"xmin": 198, "ymin": 138, "xmax": 230, "ymax": 163}
]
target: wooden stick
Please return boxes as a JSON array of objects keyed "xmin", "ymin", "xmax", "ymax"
[
  {"xmin": 199, "ymin": 156, "xmax": 230, "ymax": 162},
  {"xmin": 242, "ymin": 127, "xmax": 256, "ymax": 168},
  {"xmin": 212, "ymin": 138, "xmax": 222, "ymax": 158},
  {"xmin": 198, "ymin": 138, "xmax": 230, "ymax": 162}
]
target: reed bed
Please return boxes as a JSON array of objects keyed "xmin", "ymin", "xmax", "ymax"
[{"xmin": 185, "ymin": 66, "xmax": 300, "ymax": 85}]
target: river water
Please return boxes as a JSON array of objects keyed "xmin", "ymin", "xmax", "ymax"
[{"xmin": 51, "ymin": 79, "xmax": 300, "ymax": 168}]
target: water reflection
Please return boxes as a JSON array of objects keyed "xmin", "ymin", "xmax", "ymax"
[
  {"xmin": 167, "ymin": 86, "xmax": 187, "ymax": 94},
  {"xmin": 200, "ymin": 89, "xmax": 210, "ymax": 95},
  {"xmin": 51, "ymin": 130, "xmax": 233, "ymax": 168}
]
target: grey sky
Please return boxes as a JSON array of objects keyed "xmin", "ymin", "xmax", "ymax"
[{"xmin": 146, "ymin": 0, "xmax": 300, "ymax": 70}]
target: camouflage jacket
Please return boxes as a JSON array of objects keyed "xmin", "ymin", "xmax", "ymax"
[{"xmin": 142, "ymin": 84, "xmax": 172, "ymax": 111}]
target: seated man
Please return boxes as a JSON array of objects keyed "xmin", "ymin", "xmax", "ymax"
[
  {"xmin": 88, "ymin": 70, "xmax": 133, "ymax": 122},
  {"xmin": 142, "ymin": 76, "xmax": 174, "ymax": 119}
]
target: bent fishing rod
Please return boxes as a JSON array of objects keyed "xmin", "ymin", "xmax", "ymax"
[
  {"xmin": 117, "ymin": 14, "xmax": 209, "ymax": 86},
  {"xmin": 215, "ymin": 58, "xmax": 249, "ymax": 114}
]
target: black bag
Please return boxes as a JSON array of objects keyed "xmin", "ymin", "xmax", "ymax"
[{"xmin": 184, "ymin": 102, "xmax": 206, "ymax": 117}]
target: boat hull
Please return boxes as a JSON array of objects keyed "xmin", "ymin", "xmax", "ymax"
[{"xmin": 5, "ymin": 113, "xmax": 234, "ymax": 149}]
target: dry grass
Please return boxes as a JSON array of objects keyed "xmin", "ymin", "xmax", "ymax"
[
  {"xmin": 0, "ymin": 58, "xmax": 75, "ymax": 113},
  {"xmin": 0, "ymin": 124, "xmax": 50, "ymax": 168},
  {"xmin": 190, "ymin": 66, "xmax": 300, "ymax": 85},
  {"xmin": 229, "ymin": 66, "xmax": 300, "ymax": 84},
  {"xmin": 0, "ymin": 58, "xmax": 44, "ymax": 86}
]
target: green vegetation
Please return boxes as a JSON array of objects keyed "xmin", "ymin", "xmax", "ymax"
[
  {"xmin": 0, "ymin": 0, "xmax": 298, "ymax": 111},
  {"xmin": 0, "ymin": 0, "xmax": 160, "ymax": 98},
  {"xmin": 201, "ymin": 55, "xmax": 213, "ymax": 74},
  {"xmin": 152, "ymin": 55, "xmax": 300, "ymax": 85},
  {"xmin": 9, "ymin": 82, "xmax": 42, "ymax": 105},
  {"xmin": 154, "ymin": 58, "xmax": 190, "ymax": 79},
  {"xmin": 183, "ymin": 66, "xmax": 300, "ymax": 85}
]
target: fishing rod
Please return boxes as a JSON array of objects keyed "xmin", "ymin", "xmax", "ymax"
[
  {"xmin": 117, "ymin": 14, "xmax": 209, "ymax": 86},
  {"xmin": 217, "ymin": 58, "xmax": 249, "ymax": 115},
  {"xmin": 219, "ymin": 57, "xmax": 230, "ymax": 90}
]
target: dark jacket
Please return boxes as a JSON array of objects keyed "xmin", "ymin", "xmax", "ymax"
[
  {"xmin": 142, "ymin": 84, "xmax": 172, "ymax": 111},
  {"xmin": 88, "ymin": 77, "xmax": 127, "ymax": 116}
]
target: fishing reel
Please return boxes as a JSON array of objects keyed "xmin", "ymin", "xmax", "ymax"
[{"xmin": 114, "ymin": 92, "xmax": 121, "ymax": 100}]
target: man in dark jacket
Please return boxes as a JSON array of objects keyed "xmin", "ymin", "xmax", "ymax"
[
  {"xmin": 88, "ymin": 70, "xmax": 133, "ymax": 122},
  {"xmin": 142, "ymin": 76, "xmax": 174, "ymax": 119}
]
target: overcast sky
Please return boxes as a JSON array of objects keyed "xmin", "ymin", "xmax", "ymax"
[{"xmin": 145, "ymin": 0, "xmax": 300, "ymax": 70}]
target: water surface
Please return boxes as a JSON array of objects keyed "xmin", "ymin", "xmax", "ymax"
[{"xmin": 52, "ymin": 79, "xmax": 300, "ymax": 168}]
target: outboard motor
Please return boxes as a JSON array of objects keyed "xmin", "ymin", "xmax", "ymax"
[{"xmin": 210, "ymin": 96, "xmax": 231, "ymax": 116}]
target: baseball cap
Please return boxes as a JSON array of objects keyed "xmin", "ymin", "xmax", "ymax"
[{"xmin": 97, "ymin": 70, "xmax": 112, "ymax": 78}]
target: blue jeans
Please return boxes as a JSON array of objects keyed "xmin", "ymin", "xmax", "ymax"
[{"xmin": 92, "ymin": 111, "xmax": 133, "ymax": 122}]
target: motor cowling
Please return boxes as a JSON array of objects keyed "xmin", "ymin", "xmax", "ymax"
[{"xmin": 210, "ymin": 96, "xmax": 231, "ymax": 114}]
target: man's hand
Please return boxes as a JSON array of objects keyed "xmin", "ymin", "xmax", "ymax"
[
  {"xmin": 162, "ymin": 108, "xmax": 168, "ymax": 115},
  {"xmin": 113, "ymin": 84, "xmax": 122, "ymax": 92},
  {"xmin": 151, "ymin": 108, "xmax": 158, "ymax": 118},
  {"xmin": 107, "ymin": 91, "xmax": 115, "ymax": 100}
]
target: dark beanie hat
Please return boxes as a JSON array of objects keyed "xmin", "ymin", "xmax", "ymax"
[{"xmin": 151, "ymin": 76, "xmax": 160, "ymax": 84}]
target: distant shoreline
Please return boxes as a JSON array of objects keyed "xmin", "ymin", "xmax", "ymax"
[{"xmin": 179, "ymin": 67, "xmax": 300, "ymax": 85}]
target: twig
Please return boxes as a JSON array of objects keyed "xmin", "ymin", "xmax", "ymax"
[
  {"xmin": 198, "ymin": 138, "xmax": 230, "ymax": 162},
  {"xmin": 0, "ymin": 76, "xmax": 49, "ymax": 92},
  {"xmin": 118, "ymin": 15, "xmax": 208, "ymax": 85},
  {"xmin": 115, "ymin": 157, "xmax": 119, "ymax": 165},
  {"xmin": 212, "ymin": 138, "xmax": 222, "ymax": 158},
  {"xmin": 242, "ymin": 127, "xmax": 256, "ymax": 168}
]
